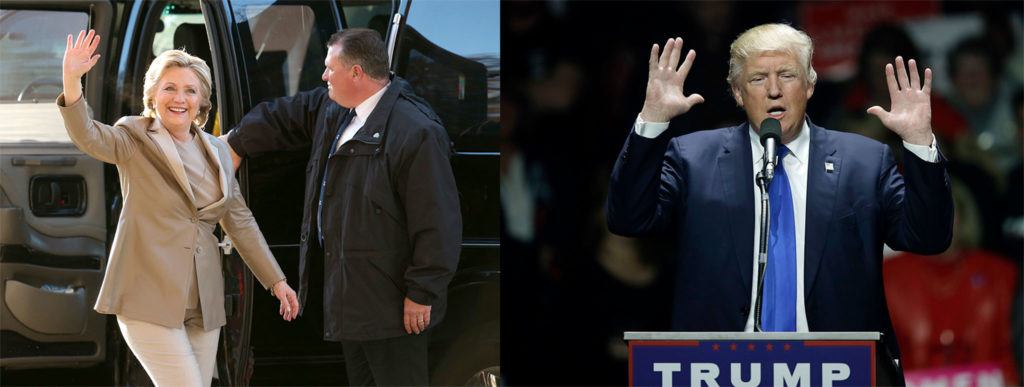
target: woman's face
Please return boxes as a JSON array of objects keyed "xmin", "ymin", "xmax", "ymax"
[{"xmin": 153, "ymin": 67, "xmax": 202, "ymax": 132}]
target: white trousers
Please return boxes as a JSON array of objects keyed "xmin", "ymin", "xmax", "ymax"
[{"xmin": 116, "ymin": 311, "xmax": 220, "ymax": 387}]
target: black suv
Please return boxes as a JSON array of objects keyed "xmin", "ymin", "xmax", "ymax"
[{"xmin": 0, "ymin": 0, "xmax": 499, "ymax": 385}]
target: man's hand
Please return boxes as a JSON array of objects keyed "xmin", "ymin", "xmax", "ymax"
[
  {"xmin": 866, "ymin": 56, "xmax": 934, "ymax": 146},
  {"xmin": 218, "ymin": 134, "xmax": 243, "ymax": 170},
  {"xmin": 272, "ymin": 279, "xmax": 300, "ymax": 321},
  {"xmin": 639, "ymin": 37, "xmax": 705, "ymax": 123},
  {"xmin": 403, "ymin": 297, "xmax": 431, "ymax": 335}
]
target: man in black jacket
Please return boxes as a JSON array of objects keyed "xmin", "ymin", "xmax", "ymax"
[{"xmin": 225, "ymin": 28, "xmax": 461, "ymax": 385}]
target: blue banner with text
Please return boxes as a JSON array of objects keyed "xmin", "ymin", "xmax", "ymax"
[{"xmin": 629, "ymin": 340, "xmax": 875, "ymax": 387}]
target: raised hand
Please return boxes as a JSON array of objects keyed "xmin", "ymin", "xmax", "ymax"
[
  {"xmin": 866, "ymin": 56, "xmax": 933, "ymax": 145},
  {"xmin": 639, "ymin": 37, "xmax": 705, "ymax": 123},
  {"xmin": 62, "ymin": 30, "xmax": 101, "ymax": 105},
  {"xmin": 64, "ymin": 30, "xmax": 101, "ymax": 81}
]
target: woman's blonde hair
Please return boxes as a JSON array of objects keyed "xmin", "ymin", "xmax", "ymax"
[
  {"xmin": 727, "ymin": 23, "xmax": 817, "ymax": 88},
  {"xmin": 141, "ymin": 49, "xmax": 212, "ymax": 127}
]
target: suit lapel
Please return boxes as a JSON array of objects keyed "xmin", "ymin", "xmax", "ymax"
[
  {"xmin": 146, "ymin": 119, "xmax": 197, "ymax": 205},
  {"xmin": 718, "ymin": 124, "xmax": 755, "ymax": 291},
  {"xmin": 803, "ymin": 123, "xmax": 840, "ymax": 298},
  {"xmin": 195, "ymin": 131, "xmax": 229, "ymax": 211}
]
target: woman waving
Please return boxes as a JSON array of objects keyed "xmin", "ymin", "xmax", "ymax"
[{"xmin": 58, "ymin": 29, "xmax": 299, "ymax": 387}]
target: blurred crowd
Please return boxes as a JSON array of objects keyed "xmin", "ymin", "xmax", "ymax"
[{"xmin": 500, "ymin": 1, "xmax": 1023, "ymax": 385}]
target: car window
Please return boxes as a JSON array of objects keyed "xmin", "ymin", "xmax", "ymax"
[
  {"xmin": 233, "ymin": 1, "xmax": 337, "ymax": 103},
  {"xmin": 399, "ymin": 0, "xmax": 500, "ymax": 150},
  {"xmin": 341, "ymin": 1, "xmax": 392, "ymax": 39},
  {"xmin": 406, "ymin": 1, "xmax": 499, "ymax": 62},
  {"xmin": 0, "ymin": 9, "xmax": 88, "ymax": 142},
  {"xmin": 152, "ymin": 6, "xmax": 205, "ymax": 57}
]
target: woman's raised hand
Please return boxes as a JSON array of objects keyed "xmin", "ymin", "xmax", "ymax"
[
  {"xmin": 62, "ymin": 30, "xmax": 101, "ymax": 104},
  {"xmin": 64, "ymin": 29, "xmax": 101, "ymax": 80}
]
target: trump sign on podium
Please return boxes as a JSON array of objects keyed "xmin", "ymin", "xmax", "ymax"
[{"xmin": 625, "ymin": 332, "xmax": 879, "ymax": 387}]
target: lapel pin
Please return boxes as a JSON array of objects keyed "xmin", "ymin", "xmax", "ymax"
[
  {"xmin": 825, "ymin": 162, "xmax": 834, "ymax": 173},
  {"xmin": 373, "ymin": 132, "xmax": 380, "ymax": 138}
]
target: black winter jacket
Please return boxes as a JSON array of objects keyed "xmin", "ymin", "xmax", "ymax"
[{"xmin": 227, "ymin": 77, "xmax": 461, "ymax": 340}]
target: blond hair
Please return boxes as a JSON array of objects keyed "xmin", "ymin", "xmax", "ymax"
[
  {"xmin": 141, "ymin": 49, "xmax": 213, "ymax": 127},
  {"xmin": 727, "ymin": 23, "xmax": 817, "ymax": 88}
]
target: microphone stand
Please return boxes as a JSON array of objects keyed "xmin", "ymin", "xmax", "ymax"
[{"xmin": 753, "ymin": 153, "xmax": 774, "ymax": 332}]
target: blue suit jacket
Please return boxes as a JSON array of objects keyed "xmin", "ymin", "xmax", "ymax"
[{"xmin": 607, "ymin": 120, "xmax": 953, "ymax": 360}]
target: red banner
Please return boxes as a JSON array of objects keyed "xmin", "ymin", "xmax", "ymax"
[{"xmin": 799, "ymin": 1, "xmax": 940, "ymax": 81}]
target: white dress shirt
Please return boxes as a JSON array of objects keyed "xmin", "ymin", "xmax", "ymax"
[
  {"xmin": 633, "ymin": 115, "xmax": 938, "ymax": 332},
  {"xmin": 336, "ymin": 82, "xmax": 391, "ymax": 151}
]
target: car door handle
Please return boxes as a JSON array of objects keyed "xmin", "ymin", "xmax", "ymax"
[
  {"xmin": 11, "ymin": 157, "xmax": 77, "ymax": 167},
  {"xmin": 30, "ymin": 176, "xmax": 86, "ymax": 217}
]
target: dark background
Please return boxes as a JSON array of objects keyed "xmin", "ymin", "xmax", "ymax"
[{"xmin": 500, "ymin": 1, "xmax": 1023, "ymax": 385}]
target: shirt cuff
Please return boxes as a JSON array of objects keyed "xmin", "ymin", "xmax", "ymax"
[
  {"xmin": 634, "ymin": 114, "xmax": 670, "ymax": 139},
  {"xmin": 902, "ymin": 134, "xmax": 939, "ymax": 163}
]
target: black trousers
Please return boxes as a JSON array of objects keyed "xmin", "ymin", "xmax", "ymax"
[
  {"xmin": 341, "ymin": 333, "xmax": 430, "ymax": 386},
  {"xmin": 312, "ymin": 240, "xmax": 430, "ymax": 386}
]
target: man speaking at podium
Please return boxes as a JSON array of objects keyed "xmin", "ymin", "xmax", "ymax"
[{"xmin": 606, "ymin": 23, "xmax": 953, "ymax": 382}]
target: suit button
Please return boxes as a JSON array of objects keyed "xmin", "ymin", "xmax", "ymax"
[
  {"xmin": 325, "ymin": 252, "xmax": 331, "ymax": 258},
  {"xmin": 374, "ymin": 207, "xmax": 381, "ymax": 215},
  {"xmin": 300, "ymin": 234, "xmax": 307, "ymax": 242},
  {"xmin": 191, "ymin": 217, "xmax": 197, "ymax": 223},
  {"xmin": 196, "ymin": 246, "xmax": 203, "ymax": 255},
  {"xmin": 349, "ymin": 148, "xmax": 355, "ymax": 154}
]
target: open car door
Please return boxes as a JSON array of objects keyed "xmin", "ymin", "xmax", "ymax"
[{"xmin": 0, "ymin": 0, "xmax": 115, "ymax": 373}]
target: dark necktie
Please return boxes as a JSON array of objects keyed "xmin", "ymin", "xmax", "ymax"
[
  {"xmin": 317, "ymin": 109, "xmax": 355, "ymax": 244},
  {"xmin": 762, "ymin": 144, "xmax": 797, "ymax": 331}
]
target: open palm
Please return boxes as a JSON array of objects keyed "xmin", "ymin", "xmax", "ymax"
[
  {"xmin": 866, "ymin": 56, "xmax": 933, "ymax": 145},
  {"xmin": 63, "ymin": 29, "xmax": 101, "ymax": 81},
  {"xmin": 639, "ymin": 37, "xmax": 704, "ymax": 123}
]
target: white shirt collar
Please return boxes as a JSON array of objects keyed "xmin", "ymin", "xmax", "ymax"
[
  {"xmin": 749, "ymin": 118, "xmax": 810, "ymax": 166},
  {"xmin": 353, "ymin": 81, "xmax": 391, "ymax": 120}
]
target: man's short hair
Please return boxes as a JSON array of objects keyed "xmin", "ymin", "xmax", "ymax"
[
  {"xmin": 727, "ymin": 23, "xmax": 817, "ymax": 88},
  {"xmin": 327, "ymin": 28, "xmax": 389, "ymax": 80}
]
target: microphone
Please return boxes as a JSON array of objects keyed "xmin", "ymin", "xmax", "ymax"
[
  {"xmin": 753, "ymin": 117, "xmax": 782, "ymax": 332},
  {"xmin": 759, "ymin": 118, "xmax": 783, "ymax": 182}
]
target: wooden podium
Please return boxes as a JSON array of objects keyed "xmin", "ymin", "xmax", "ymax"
[{"xmin": 625, "ymin": 332, "xmax": 887, "ymax": 386}]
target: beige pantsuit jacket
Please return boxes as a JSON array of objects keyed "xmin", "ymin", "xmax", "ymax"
[{"xmin": 57, "ymin": 94, "xmax": 285, "ymax": 330}]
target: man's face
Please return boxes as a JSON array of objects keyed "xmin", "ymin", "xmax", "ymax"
[
  {"xmin": 732, "ymin": 51, "xmax": 815, "ymax": 143},
  {"xmin": 322, "ymin": 44, "xmax": 357, "ymax": 108}
]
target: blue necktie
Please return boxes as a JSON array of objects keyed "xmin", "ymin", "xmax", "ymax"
[
  {"xmin": 317, "ymin": 109, "xmax": 355, "ymax": 244},
  {"xmin": 762, "ymin": 145, "xmax": 797, "ymax": 331}
]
